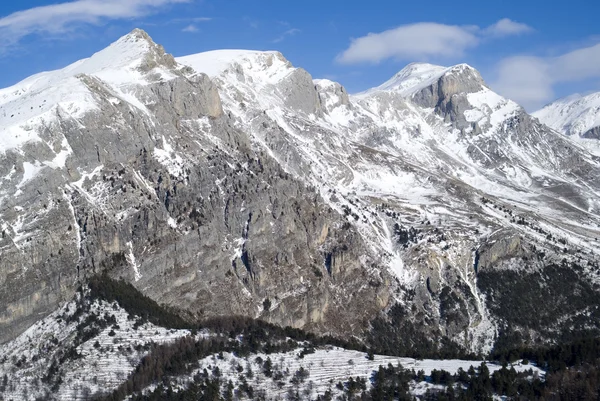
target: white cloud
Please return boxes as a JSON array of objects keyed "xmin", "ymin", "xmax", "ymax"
[
  {"xmin": 273, "ymin": 28, "xmax": 300, "ymax": 44},
  {"xmin": 337, "ymin": 18, "xmax": 533, "ymax": 65},
  {"xmin": 484, "ymin": 18, "xmax": 533, "ymax": 37},
  {"xmin": 182, "ymin": 24, "xmax": 199, "ymax": 33},
  {"xmin": 492, "ymin": 43, "xmax": 600, "ymax": 110},
  {"xmin": 0, "ymin": 0, "xmax": 189, "ymax": 49},
  {"xmin": 337, "ymin": 23, "xmax": 478, "ymax": 64},
  {"xmin": 493, "ymin": 56, "xmax": 553, "ymax": 110}
]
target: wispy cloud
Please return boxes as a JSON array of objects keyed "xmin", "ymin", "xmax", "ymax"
[
  {"xmin": 182, "ymin": 24, "xmax": 199, "ymax": 33},
  {"xmin": 273, "ymin": 28, "xmax": 300, "ymax": 43},
  {"xmin": 483, "ymin": 18, "xmax": 534, "ymax": 37},
  {"xmin": 492, "ymin": 42, "xmax": 600, "ymax": 110},
  {"xmin": 243, "ymin": 16, "xmax": 259, "ymax": 29},
  {"xmin": 0, "ymin": 0, "xmax": 190, "ymax": 51},
  {"xmin": 336, "ymin": 19, "xmax": 533, "ymax": 64},
  {"xmin": 169, "ymin": 17, "xmax": 211, "ymax": 24}
]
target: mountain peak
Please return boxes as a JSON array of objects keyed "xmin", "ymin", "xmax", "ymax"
[
  {"xmin": 0, "ymin": 28, "xmax": 179, "ymax": 142},
  {"xmin": 91, "ymin": 28, "xmax": 177, "ymax": 77},
  {"xmin": 122, "ymin": 28, "xmax": 154, "ymax": 43},
  {"xmin": 362, "ymin": 62, "xmax": 484, "ymax": 98}
]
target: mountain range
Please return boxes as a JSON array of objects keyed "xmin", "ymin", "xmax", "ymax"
[{"xmin": 1, "ymin": 28, "xmax": 600, "ymax": 399}]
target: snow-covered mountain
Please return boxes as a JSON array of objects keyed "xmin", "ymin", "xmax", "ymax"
[
  {"xmin": 534, "ymin": 92, "xmax": 600, "ymax": 139},
  {"xmin": 2, "ymin": 29, "xmax": 600, "ymax": 373}
]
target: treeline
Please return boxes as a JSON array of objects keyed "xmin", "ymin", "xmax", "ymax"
[
  {"xmin": 96, "ymin": 336, "xmax": 229, "ymax": 400},
  {"xmin": 477, "ymin": 262, "xmax": 600, "ymax": 352},
  {"xmin": 87, "ymin": 274, "xmax": 189, "ymax": 329},
  {"xmin": 491, "ymin": 336, "xmax": 600, "ymax": 373},
  {"xmin": 93, "ymin": 316, "xmax": 368, "ymax": 400},
  {"xmin": 88, "ymin": 274, "xmax": 476, "ymax": 362},
  {"xmin": 87, "ymin": 274, "xmax": 365, "ymax": 352},
  {"xmin": 367, "ymin": 304, "xmax": 480, "ymax": 360},
  {"xmin": 87, "ymin": 274, "xmax": 365, "ymax": 400},
  {"xmin": 87, "ymin": 275, "xmax": 475, "ymax": 363}
]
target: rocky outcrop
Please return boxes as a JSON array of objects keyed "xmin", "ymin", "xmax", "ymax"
[
  {"xmin": 411, "ymin": 65, "xmax": 485, "ymax": 113},
  {"xmin": 583, "ymin": 126, "xmax": 600, "ymax": 139},
  {"xmin": 278, "ymin": 68, "xmax": 323, "ymax": 117},
  {"xmin": 316, "ymin": 80, "xmax": 352, "ymax": 114}
]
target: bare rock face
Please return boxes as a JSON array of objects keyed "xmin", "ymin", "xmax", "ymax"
[
  {"xmin": 411, "ymin": 64, "xmax": 485, "ymax": 110},
  {"xmin": 278, "ymin": 68, "xmax": 324, "ymax": 117},
  {"xmin": 315, "ymin": 80, "xmax": 352, "ymax": 115}
]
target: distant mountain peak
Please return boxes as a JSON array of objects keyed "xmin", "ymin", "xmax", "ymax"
[{"xmin": 534, "ymin": 91, "xmax": 600, "ymax": 138}]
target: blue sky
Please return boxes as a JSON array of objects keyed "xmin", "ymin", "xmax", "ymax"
[{"xmin": 0, "ymin": 0, "xmax": 599, "ymax": 110}]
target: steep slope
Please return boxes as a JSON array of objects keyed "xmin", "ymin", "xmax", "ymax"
[
  {"xmin": 2, "ymin": 29, "xmax": 600, "ymax": 363},
  {"xmin": 534, "ymin": 92, "xmax": 600, "ymax": 139}
]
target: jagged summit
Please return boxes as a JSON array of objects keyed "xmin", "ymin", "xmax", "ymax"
[
  {"xmin": 374, "ymin": 62, "xmax": 448, "ymax": 94},
  {"xmin": 178, "ymin": 49, "xmax": 323, "ymax": 115},
  {"xmin": 87, "ymin": 28, "xmax": 177, "ymax": 77},
  {"xmin": 124, "ymin": 28, "xmax": 154, "ymax": 42}
]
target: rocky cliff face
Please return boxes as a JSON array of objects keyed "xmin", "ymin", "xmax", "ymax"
[
  {"xmin": 0, "ymin": 31, "xmax": 387, "ymax": 346},
  {"xmin": 2, "ymin": 30, "xmax": 600, "ymax": 356}
]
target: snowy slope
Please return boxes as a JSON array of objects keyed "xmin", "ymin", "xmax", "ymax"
[
  {"xmin": 0, "ymin": 29, "xmax": 175, "ymax": 151},
  {"xmin": 534, "ymin": 92, "xmax": 600, "ymax": 138},
  {"xmin": 154, "ymin": 347, "xmax": 544, "ymax": 400},
  {"xmin": 0, "ymin": 293, "xmax": 194, "ymax": 401},
  {"xmin": 177, "ymin": 49, "xmax": 284, "ymax": 79},
  {"xmin": 0, "ymin": 290, "xmax": 544, "ymax": 401}
]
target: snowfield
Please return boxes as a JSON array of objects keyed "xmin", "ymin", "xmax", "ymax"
[{"xmin": 142, "ymin": 347, "xmax": 544, "ymax": 400}]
